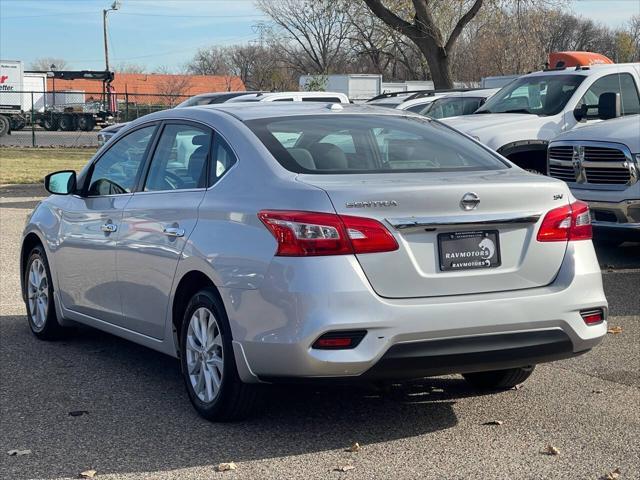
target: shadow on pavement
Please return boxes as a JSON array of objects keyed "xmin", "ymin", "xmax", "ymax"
[{"xmin": 1, "ymin": 316, "xmax": 461, "ymax": 479}]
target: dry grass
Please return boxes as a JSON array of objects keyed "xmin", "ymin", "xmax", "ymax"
[{"xmin": 0, "ymin": 148, "xmax": 95, "ymax": 185}]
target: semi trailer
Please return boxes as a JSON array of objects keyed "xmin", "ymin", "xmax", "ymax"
[{"xmin": 0, "ymin": 60, "xmax": 115, "ymax": 136}]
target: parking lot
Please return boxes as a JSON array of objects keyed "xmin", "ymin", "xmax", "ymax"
[{"xmin": 0, "ymin": 184, "xmax": 638, "ymax": 480}]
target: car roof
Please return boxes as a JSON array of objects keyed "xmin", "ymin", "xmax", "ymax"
[{"xmin": 191, "ymin": 102, "xmax": 413, "ymax": 121}]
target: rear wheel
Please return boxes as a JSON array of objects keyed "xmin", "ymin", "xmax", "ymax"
[
  {"xmin": 77, "ymin": 115, "xmax": 95, "ymax": 131},
  {"xmin": 463, "ymin": 366, "xmax": 535, "ymax": 390},
  {"xmin": 43, "ymin": 116, "xmax": 59, "ymax": 131},
  {"xmin": 0, "ymin": 115, "xmax": 10, "ymax": 136},
  {"xmin": 179, "ymin": 288, "xmax": 261, "ymax": 421},
  {"xmin": 24, "ymin": 246, "xmax": 65, "ymax": 340},
  {"xmin": 10, "ymin": 115, "xmax": 25, "ymax": 131},
  {"xmin": 59, "ymin": 114, "xmax": 77, "ymax": 131}
]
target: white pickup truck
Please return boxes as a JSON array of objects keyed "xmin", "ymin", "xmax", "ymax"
[
  {"xmin": 547, "ymin": 114, "xmax": 640, "ymax": 243},
  {"xmin": 443, "ymin": 62, "xmax": 640, "ymax": 173}
]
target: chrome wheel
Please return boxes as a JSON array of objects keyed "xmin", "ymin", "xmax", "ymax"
[
  {"xmin": 185, "ymin": 307, "xmax": 224, "ymax": 403},
  {"xmin": 27, "ymin": 258, "xmax": 49, "ymax": 329}
]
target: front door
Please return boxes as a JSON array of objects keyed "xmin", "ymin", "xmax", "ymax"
[
  {"xmin": 56, "ymin": 125, "xmax": 157, "ymax": 324},
  {"xmin": 116, "ymin": 122, "xmax": 212, "ymax": 339}
]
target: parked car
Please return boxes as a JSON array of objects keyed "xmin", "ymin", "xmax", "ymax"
[
  {"xmin": 366, "ymin": 90, "xmax": 448, "ymax": 109},
  {"xmin": 548, "ymin": 114, "xmax": 640, "ymax": 244},
  {"xmin": 97, "ymin": 91, "xmax": 263, "ymax": 145},
  {"xmin": 224, "ymin": 91, "xmax": 350, "ymax": 103},
  {"xmin": 24, "ymin": 103, "xmax": 607, "ymax": 421},
  {"xmin": 443, "ymin": 61, "xmax": 640, "ymax": 173},
  {"xmin": 404, "ymin": 89, "xmax": 500, "ymax": 118}
]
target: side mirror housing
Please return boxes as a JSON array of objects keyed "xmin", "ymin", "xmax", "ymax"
[
  {"xmin": 573, "ymin": 104, "xmax": 587, "ymax": 122},
  {"xmin": 44, "ymin": 170, "xmax": 76, "ymax": 195},
  {"xmin": 597, "ymin": 92, "xmax": 621, "ymax": 120}
]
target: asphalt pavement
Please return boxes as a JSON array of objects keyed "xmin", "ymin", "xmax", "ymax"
[{"xmin": 1, "ymin": 185, "xmax": 638, "ymax": 480}]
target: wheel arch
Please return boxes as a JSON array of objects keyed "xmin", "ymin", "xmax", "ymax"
[
  {"xmin": 171, "ymin": 269, "xmax": 223, "ymax": 358},
  {"xmin": 20, "ymin": 231, "xmax": 46, "ymax": 302},
  {"xmin": 497, "ymin": 140, "xmax": 549, "ymax": 173}
]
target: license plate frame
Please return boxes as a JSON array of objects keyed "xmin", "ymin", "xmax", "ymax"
[{"xmin": 438, "ymin": 230, "xmax": 501, "ymax": 272}]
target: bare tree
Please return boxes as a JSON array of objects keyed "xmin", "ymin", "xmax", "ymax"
[
  {"xmin": 29, "ymin": 57, "xmax": 69, "ymax": 71},
  {"xmin": 362, "ymin": 0, "xmax": 484, "ymax": 88},
  {"xmin": 155, "ymin": 67, "xmax": 193, "ymax": 106},
  {"xmin": 115, "ymin": 62, "xmax": 147, "ymax": 73},
  {"xmin": 256, "ymin": 0, "xmax": 352, "ymax": 74}
]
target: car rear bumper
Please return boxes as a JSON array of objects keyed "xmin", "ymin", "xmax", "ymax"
[
  {"xmin": 222, "ymin": 241, "xmax": 607, "ymax": 383},
  {"xmin": 573, "ymin": 198, "xmax": 640, "ymax": 237}
]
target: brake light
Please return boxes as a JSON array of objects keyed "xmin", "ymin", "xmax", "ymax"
[
  {"xmin": 580, "ymin": 308, "xmax": 605, "ymax": 325},
  {"xmin": 258, "ymin": 210, "xmax": 398, "ymax": 256},
  {"xmin": 537, "ymin": 201, "xmax": 592, "ymax": 242}
]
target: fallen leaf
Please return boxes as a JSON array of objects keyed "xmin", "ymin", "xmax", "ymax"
[
  {"xmin": 334, "ymin": 465, "xmax": 355, "ymax": 472},
  {"xmin": 542, "ymin": 445, "xmax": 560, "ymax": 456},
  {"xmin": 592, "ymin": 389, "xmax": 604, "ymax": 394},
  {"xmin": 607, "ymin": 326, "xmax": 623, "ymax": 334},
  {"xmin": 7, "ymin": 449, "xmax": 31, "ymax": 456},
  {"xmin": 69, "ymin": 410, "xmax": 90, "ymax": 417},
  {"xmin": 216, "ymin": 462, "xmax": 237, "ymax": 472},
  {"xmin": 345, "ymin": 442, "xmax": 360, "ymax": 452},
  {"xmin": 483, "ymin": 420, "xmax": 504, "ymax": 426},
  {"xmin": 512, "ymin": 384, "xmax": 524, "ymax": 390},
  {"xmin": 79, "ymin": 470, "xmax": 97, "ymax": 478},
  {"xmin": 601, "ymin": 467, "xmax": 621, "ymax": 480}
]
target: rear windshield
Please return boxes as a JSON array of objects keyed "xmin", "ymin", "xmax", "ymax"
[{"xmin": 245, "ymin": 115, "xmax": 508, "ymax": 174}]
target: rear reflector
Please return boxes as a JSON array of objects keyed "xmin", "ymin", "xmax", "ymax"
[
  {"xmin": 312, "ymin": 330, "xmax": 367, "ymax": 350},
  {"xmin": 580, "ymin": 308, "xmax": 605, "ymax": 325},
  {"xmin": 258, "ymin": 210, "xmax": 398, "ymax": 256},
  {"xmin": 537, "ymin": 201, "xmax": 592, "ymax": 242}
]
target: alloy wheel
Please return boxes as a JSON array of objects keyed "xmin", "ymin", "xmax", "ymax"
[
  {"xmin": 185, "ymin": 307, "xmax": 224, "ymax": 403},
  {"xmin": 27, "ymin": 258, "xmax": 49, "ymax": 329}
]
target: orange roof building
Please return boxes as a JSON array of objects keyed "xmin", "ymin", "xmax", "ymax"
[{"xmin": 47, "ymin": 72, "xmax": 245, "ymax": 98}]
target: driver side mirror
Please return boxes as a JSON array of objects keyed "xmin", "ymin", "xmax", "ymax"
[
  {"xmin": 597, "ymin": 92, "xmax": 621, "ymax": 120},
  {"xmin": 44, "ymin": 170, "xmax": 77, "ymax": 195}
]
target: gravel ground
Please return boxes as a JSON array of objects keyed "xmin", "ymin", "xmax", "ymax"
[{"xmin": 1, "ymin": 186, "xmax": 638, "ymax": 480}]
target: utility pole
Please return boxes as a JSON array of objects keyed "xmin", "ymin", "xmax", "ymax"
[{"xmin": 102, "ymin": 1, "xmax": 121, "ymax": 72}]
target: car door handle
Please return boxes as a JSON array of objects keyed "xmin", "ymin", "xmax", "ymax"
[
  {"xmin": 163, "ymin": 226, "xmax": 185, "ymax": 238},
  {"xmin": 100, "ymin": 223, "xmax": 118, "ymax": 233}
]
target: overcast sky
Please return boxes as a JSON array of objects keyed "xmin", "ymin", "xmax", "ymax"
[{"xmin": 1, "ymin": 0, "xmax": 638, "ymax": 72}]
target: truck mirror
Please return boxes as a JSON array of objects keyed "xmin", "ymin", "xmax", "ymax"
[
  {"xmin": 44, "ymin": 170, "xmax": 76, "ymax": 195},
  {"xmin": 597, "ymin": 92, "xmax": 621, "ymax": 120},
  {"xmin": 573, "ymin": 104, "xmax": 587, "ymax": 122}
]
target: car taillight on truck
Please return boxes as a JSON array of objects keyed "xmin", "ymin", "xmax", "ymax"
[
  {"xmin": 537, "ymin": 201, "xmax": 592, "ymax": 242},
  {"xmin": 258, "ymin": 210, "xmax": 399, "ymax": 256}
]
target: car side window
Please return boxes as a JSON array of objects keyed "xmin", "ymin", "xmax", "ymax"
[
  {"xmin": 576, "ymin": 73, "xmax": 640, "ymax": 117},
  {"xmin": 144, "ymin": 124, "xmax": 211, "ymax": 191},
  {"xmin": 209, "ymin": 134, "xmax": 237, "ymax": 187},
  {"xmin": 87, "ymin": 125, "xmax": 155, "ymax": 196}
]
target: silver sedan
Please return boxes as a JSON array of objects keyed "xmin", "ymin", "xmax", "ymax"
[{"xmin": 21, "ymin": 103, "xmax": 607, "ymax": 421}]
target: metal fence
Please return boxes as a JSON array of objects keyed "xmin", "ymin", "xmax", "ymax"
[{"xmin": 0, "ymin": 90, "xmax": 193, "ymax": 148}]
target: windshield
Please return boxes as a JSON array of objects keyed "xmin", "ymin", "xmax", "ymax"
[
  {"xmin": 422, "ymin": 97, "xmax": 485, "ymax": 118},
  {"xmin": 476, "ymin": 74, "xmax": 585, "ymax": 116},
  {"xmin": 245, "ymin": 115, "xmax": 508, "ymax": 174},
  {"xmin": 176, "ymin": 95, "xmax": 215, "ymax": 108}
]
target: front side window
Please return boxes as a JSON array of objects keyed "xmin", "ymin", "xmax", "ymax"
[
  {"xmin": 246, "ymin": 115, "xmax": 508, "ymax": 174},
  {"xmin": 423, "ymin": 97, "xmax": 484, "ymax": 118},
  {"xmin": 575, "ymin": 73, "xmax": 640, "ymax": 118},
  {"xmin": 144, "ymin": 124, "xmax": 211, "ymax": 191},
  {"xmin": 87, "ymin": 125, "xmax": 156, "ymax": 196},
  {"xmin": 477, "ymin": 74, "xmax": 585, "ymax": 116}
]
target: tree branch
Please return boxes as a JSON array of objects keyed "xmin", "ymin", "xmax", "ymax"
[
  {"xmin": 445, "ymin": 0, "xmax": 484, "ymax": 53},
  {"xmin": 363, "ymin": 0, "xmax": 419, "ymax": 38}
]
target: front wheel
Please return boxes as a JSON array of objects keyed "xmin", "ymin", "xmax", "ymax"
[
  {"xmin": 24, "ymin": 246, "xmax": 65, "ymax": 339},
  {"xmin": 180, "ymin": 288, "xmax": 261, "ymax": 421},
  {"xmin": 463, "ymin": 366, "xmax": 535, "ymax": 390}
]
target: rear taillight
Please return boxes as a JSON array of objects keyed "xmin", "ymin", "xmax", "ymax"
[
  {"xmin": 312, "ymin": 330, "xmax": 367, "ymax": 349},
  {"xmin": 537, "ymin": 201, "xmax": 592, "ymax": 242},
  {"xmin": 258, "ymin": 210, "xmax": 398, "ymax": 256}
]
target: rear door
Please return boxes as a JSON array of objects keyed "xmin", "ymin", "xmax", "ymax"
[{"xmin": 116, "ymin": 122, "xmax": 212, "ymax": 339}]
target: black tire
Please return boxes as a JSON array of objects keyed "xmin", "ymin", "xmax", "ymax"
[
  {"xmin": 24, "ymin": 246, "xmax": 66, "ymax": 340},
  {"xmin": 59, "ymin": 114, "xmax": 77, "ymax": 131},
  {"xmin": 463, "ymin": 366, "xmax": 535, "ymax": 390},
  {"xmin": 179, "ymin": 288, "xmax": 261, "ymax": 421},
  {"xmin": 43, "ymin": 116, "xmax": 59, "ymax": 131},
  {"xmin": 10, "ymin": 116, "xmax": 25, "ymax": 131},
  {"xmin": 0, "ymin": 115, "xmax": 10, "ymax": 137},
  {"xmin": 77, "ymin": 115, "xmax": 95, "ymax": 132}
]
